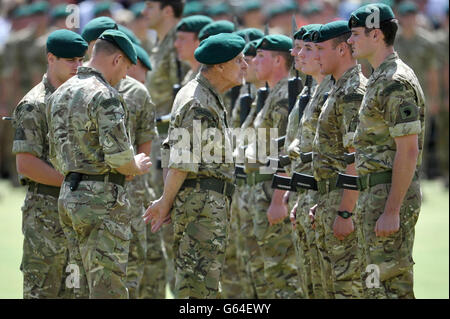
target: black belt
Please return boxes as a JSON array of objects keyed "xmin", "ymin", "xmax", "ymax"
[
  {"xmin": 336, "ymin": 170, "xmax": 419, "ymax": 191},
  {"xmin": 28, "ymin": 182, "xmax": 60, "ymax": 198},
  {"xmin": 299, "ymin": 152, "xmax": 313, "ymax": 163},
  {"xmin": 65, "ymin": 172, "xmax": 125, "ymax": 191},
  {"xmin": 291, "ymin": 172, "xmax": 318, "ymax": 191},
  {"xmin": 180, "ymin": 178, "xmax": 235, "ymax": 198}
]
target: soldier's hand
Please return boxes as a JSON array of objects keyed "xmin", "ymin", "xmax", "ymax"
[
  {"xmin": 135, "ymin": 153, "xmax": 152, "ymax": 175},
  {"xmin": 375, "ymin": 211, "xmax": 400, "ymax": 237},
  {"xmin": 290, "ymin": 201, "xmax": 298, "ymax": 229},
  {"xmin": 309, "ymin": 204, "xmax": 317, "ymax": 230},
  {"xmin": 143, "ymin": 197, "xmax": 171, "ymax": 232},
  {"xmin": 333, "ymin": 216, "xmax": 354, "ymax": 240},
  {"xmin": 267, "ymin": 202, "xmax": 288, "ymax": 226}
]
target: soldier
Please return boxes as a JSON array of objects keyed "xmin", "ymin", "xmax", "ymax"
[
  {"xmin": 238, "ymin": 0, "xmax": 265, "ymax": 30},
  {"xmin": 348, "ymin": 2, "xmax": 426, "ymax": 299},
  {"xmin": 47, "ymin": 29, "xmax": 152, "ymax": 299},
  {"xmin": 12, "ymin": 29, "xmax": 87, "ymax": 299},
  {"xmin": 128, "ymin": 2, "xmax": 155, "ymax": 54},
  {"xmin": 245, "ymin": 34, "xmax": 299, "ymax": 298},
  {"xmin": 143, "ymin": 0, "xmax": 186, "ymax": 297},
  {"xmin": 287, "ymin": 23, "xmax": 332, "ymax": 299},
  {"xmin": 81, "ymin": 16, "xmax": 118, "ymax": 58},
  {"xmin": 144, "ymin": 33, "xmax": 247, "ymax": 299},
  {"xmin": 116, "ymin": 44, "xmax": 157, "ymax": 298},
  {"xmin": 174, "ymin": 15, "xmax": 213, "ymax": 87},
  {"xmin": 310, "ymin": 20, "xmax": 367, "ymax": 299}
]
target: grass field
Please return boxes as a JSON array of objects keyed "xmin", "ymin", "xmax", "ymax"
[{"xmin": 0, "ymin": 178, "xmax": 448, "ymax": 299}]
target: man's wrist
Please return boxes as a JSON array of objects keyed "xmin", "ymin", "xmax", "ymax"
[{"xmin": 337, "ymin": 210, "xmax": 353, "ymax": 219}]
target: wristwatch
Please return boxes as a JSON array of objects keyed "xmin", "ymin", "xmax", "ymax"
[{"xmin": 337, "ymin": 210, "xmax": 353, "ymax": 219}]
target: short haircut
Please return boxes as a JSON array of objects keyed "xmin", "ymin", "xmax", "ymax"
[
  {"xmin": 364, "ymin": 19, "xmax": 398, "ymax": 46},
  {"xmin": 159, "ymin": 1, "xmax": 185, "ymax": 18},
  {"xmin": 332, "ymin": 32, "xmax": 352, "ymax": 49},
  {"xmin": 92, "ymin": 39, "xmax": 121, "ymax": 57},
  {"xmin": 271, "ymin": 51, "xmax": 293, "ymax": 71}
]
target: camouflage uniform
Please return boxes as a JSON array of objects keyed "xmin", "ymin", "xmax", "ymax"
[
  {"xmin": 354, "ymin": 52, "xmax": 425, "ymax": 299},
  {"xmin": 47, "ymin": 66, "xmax": 136, "ymax": 299},
  {"xmin": 312, "ymin": 65, "xmax": 367, "ymax": 299},
  {"xmin": 230, "ymin": 83, "xmax": 257, "ymax": 130},
  {"xmin": 116, "ymin": 76, "xmax": 157, "ymax": 298},
  {"xmin": 163, "ymin": 73, "xmax": 233, "ymax": 299},
  {"xmin": 180, "ymin": 68, "xmax": 199, "ymax": 87},
  {"xmin": 245, "ymin": 78, "xmax": 299, "ymax": 298},
  {"xmin": 287, "ymin": 76, "xmax": 333, "ymax": 299},
  {"xmin": 143, "ymin": 26, "xmax": 188, "ymax": 295},
  {"xmin": 12, "ymin": 74, "xmax": 70, "ymax": 299}
]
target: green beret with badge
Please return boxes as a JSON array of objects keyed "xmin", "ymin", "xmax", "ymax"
[
  {"xmin": 195, "ymin": 33, "xmax": 246, "ymax": 65},
  {"xmin": 397, "ymin": 1, "xmax": 418, "ymax": 16},
  {"xmin": 294, "ymin": 23, "xmax": 322, "ymax": 40},
  {"xmin": 302, "ymin": 24, "xmax": 322, "ymax": 42},
  {"xmin": 82, "ymin": 17, "xmax": 118, "ymax": 43},
  {"xmin": 311, "ymin": 20, "xmax": 350, "ymax": 43},
  {"xmin": 198, "ymin": 20, "xmax": 236, "ymax": 41},
  {"xmin": 348, "ymin": 3, "xmax": 395, "ymax": 29},
  {"xmin": 256, "ymin": 34, "xmax": 293, "ymax": 52},
  {"xmin": 243, "ymin": 39, "xmax": 259, "ymax": 57},
  {"xmin": 118, "ymin": 24, "xmax": 142, "ymax": 45},
  {"xmin": 235, "ymin": 28, "xmax": 264, "ymax": 42},
  {"xmin": 134, "ymin": 44, "xmax": 152, "ymax": 70},
  {"xmin": 47, "ymin": 29, "xmax": 88, "ymax": 58},
  {"xmin": 98, "ymin": 29, "xmax": 137, "ymax": 64},
  {"xmin": 176, "ymin": 15, "xmax": 213, "ymax": 34}
]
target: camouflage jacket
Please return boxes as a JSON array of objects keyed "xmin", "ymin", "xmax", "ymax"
[
  {"xmin": 313, "ymin": 65, "xmax": 367, "ymax": 181},
  {"xmin": 164, "ymin": 73, "xmax": 234, "ymax": 182},
  {"xmin": 354, "ymin": 52, "xmax": 426, "ymax": 176},
  {"xmin": 47, "ymin": 66, "xmax": 135, "ymax": 175},
  {"xmin": 12, "ymin": 73, "xmax": 56, "ymax": 184}
]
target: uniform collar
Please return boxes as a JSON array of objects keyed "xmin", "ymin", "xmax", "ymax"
[
  {"xmin": 42, "ymin": 73, "xmax": 56, "ymax": 94},
  {"xmin": 371, "ymin": 52, "xmax": 398, "ymax": 78},
  {"xmin": 76, "ymin": 66, "xmax": 110, "ymax": 86},
  {"xmin": 196, "ymin": 72, "xmax": 226, "ymax": 109},
  {"xmin": 335, "ymin": 64, "xmax": 361, "ymax": 89}
]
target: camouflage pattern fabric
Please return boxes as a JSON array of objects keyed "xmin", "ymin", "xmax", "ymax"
[
  {"xmin": 180, "ymin": 68, "xmax": 199, "ymax": 87},
  {"xmin": 312, "ymin": 65, "xmax": 367, "ymax": 299},
  {"xmin": 12, "ymin": 74, "xmax": 70, "ymax": 298},
  {"xmin": 354, "ymin": 52, "xmax": 426, "ymax": 299},
  {"xmin": 165, "ymin": 72, "xmax": 233, "ymax": 298},
  {"xmin": 47, "ymin": 66, "xmax": 136, "ymax": 298}
]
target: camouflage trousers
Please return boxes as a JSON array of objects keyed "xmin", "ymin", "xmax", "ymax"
[
  {"xmin": 124, "ymin": 175, "xmax": 148, "ymax": 298},
  {"xmin": 58, "ymin": 180, "xmax": 131, "ymax": 299},
  {"xmin": 356, "ymin": 181, "xmax": 421, "ymax": 299},
  {"xmin": 172, "ymin": 187, "xmax": 230, "ymax": 299},
  {"xmin": 21, "ymin": 190, "xmax": 71, "ymax": 299},
  {"xmin": 292, "ymin": 190, "xmax": 326, "ymax": 299},
  {"xmin": 138, "ymin": 181, "xmax": 167, "ymax": 299},
  {"xmin": 221, "ymin": 184, "xmax": 254, "ymax": 298},
  {"xmin": 315, "ymin": 188, "xmax": 363, "ymax": 299},
  {"xmin": 250, "ymin": 180, "xmax": 300, "ymax": 299}
]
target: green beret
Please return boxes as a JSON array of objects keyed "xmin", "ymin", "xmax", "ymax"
[
  {"xmin": 268, "ymin": 1, "xmax": 297, "ymax": 19},
  {"xmin": 256, "ymin": 34, "xmax": 293, "ymax": 53},
  {"xmin": 176, "ymin": 15, "xmax": 213, "ymax": 34},
  {"xmin": 50, "ymin": 4, "xmax": 71, "ymax": 20},
  {"xmin": 206, "ymin": 2, "xmax": 230, "ymax": 17},
  {"xmin": 118, "ymin": 25, "xmax": 142, "ymax": 45},
  {"xmin": 311, "ymin": 20, "xmax": 350, "ymax": 43},
  {"xmin": 130, "ymin": 2, "xmax": 146, "ymax": 18},
  {"xmin": 348, "ymin": 3, "xmax": 395, "ymax": 29},
  {"xmin": 243, "ymin": 39, "xmax": 259, "ymax": 56},
  {"xmin": 13, "ymin": 5, "xmax": 31, "ymax": 18},
  {"xmin": 82, "ymin": 17, "xmax": 118, "ymax": 43},
  {"xmin": 98, "ymin": 29, "xmax": 137, "ymax": 64},
  {"xmin": 294, "ymin": 24, "xmax": 322, "ymax": 40},
  {"xmin": 182, "ymin": 1, "xmax": 204, "ymax": 17},
  {"xmin": 198, "ymin": 20, "xmax": 235, "ymax": 41},
  {"xmin": 240, "ymin": 0, "xmax": 262, "ymax": 14},
  {"xmin": 195, "ymin": 33, "xmax": 245, "ymax": 65},
  {"xmin": 47, "ymin": 29, "xmax": 88, "ymax": 58},
  {"xmin": 94, "ymin": 1, "xmax": 112, "ymax": 17},
  {"xmin": 397, "ymin": 1, "xmax": 418, "ymax": 16},
  {"xmin": 28, "ymin": 1, "xmax": 49, "ymax": 16},
  {"xmin": 235, "ymin": 28, "xmax": 264, "ymax": 42},
  {"xmin": 302, "ymin": 2, "xmax": 323, "ymax": 16},
  {"xmin": 134, "ymin": 44, "xmax": 152, "ymax": 70},
  {"xmin": 302, "ymin": 24, "xmax": 322, "ymax": 42}
]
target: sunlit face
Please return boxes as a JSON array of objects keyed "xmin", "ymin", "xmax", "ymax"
[
  {"xmin": 313, "ymin": 39, "xmax": 337, "ymax": 75},
  {"xmin": 144, "ymin": 1, "xmax": 164, "ymax": 29},
  {"xmin": 298, "ymin": 42, "xmax": 321, "ymax": 76},
  {"xmin": 127, "ymin": 60, "xmax": 149, "ymax": 84},
  {"xmin": 291, "ymin": 39, "xmax": 304, "ymax": 71},
  {"xmin": 252, "ymin": 49, "xmax": 275, "ymax": 82},
  {"xmin": 244, "ymin": 55, "xmax": 258, "ymax": 83},
  {"xmin": 221, "ymin": 52, "xmax": 248, "ymax": 87},
  {"xmin": 48, "ymin": 54, "xmax": 84, "ymax": 84},
  {"xmin": 174, "ymin": 31, "xmax": 199, "ymax": 62},
  {"xmin": 348, "ymin": 27, "xmax": 374, "ymax": 60}
]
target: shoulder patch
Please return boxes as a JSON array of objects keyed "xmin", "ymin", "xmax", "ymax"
[
  {"xmin": 14, "ymin": 127, "xmax": 26, "ymax": 141},
  {"xmin": 397, "ymin": 101, "xmax": 418, "ymax": 123}
]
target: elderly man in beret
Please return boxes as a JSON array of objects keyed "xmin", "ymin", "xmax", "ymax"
[
  {"xmin": 244, "ymin": 34, "xmax": 300, "ymax": 299},
  {"xmin": 12, "ymin": 29, "xmax": 87, "ymax": 299},
  {"xmin": 144, "ymin": 33, "xmax": 248, "ymax": 299},
  {"xmin": 47, "ymin": 29, "xmax": 152, "ymax": 299},
  {"xmin": 309, "ymin": 20, "xmax": 367, "ymax": 299},
  {"xmin": 347, "ymin": 3, "xmax": 426, "ymax": 299}
]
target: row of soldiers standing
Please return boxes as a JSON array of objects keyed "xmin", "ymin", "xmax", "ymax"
[{"xmin": 2, "ymin": 0, "xmax": 447, "ymax": 299}]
